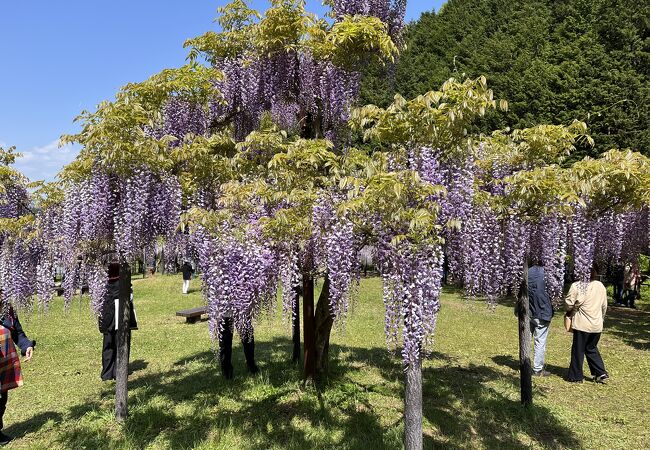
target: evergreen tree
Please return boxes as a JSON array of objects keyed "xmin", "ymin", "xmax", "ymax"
[{"xmin": 361, "ymin": 0, "xmax": 649, "ymax": 157}]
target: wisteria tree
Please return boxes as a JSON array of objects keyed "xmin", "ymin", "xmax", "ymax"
[
  {"xmin": 58, "ymin": 63, "xmax": 223, "ymax": 420},
  {"xmin": 453, "ymin": 123, "xmax": 650, "ymax": 406},
  {"xmin": 348, "ymin": 77, "xmax": 506, "ymax": 449},
  {"xmin": 179, "ymin": 0, "xmax": 405, "ymax": 381},
  {"xmin": 47, "ymin": 1, "xmax": 649, "ymax": 447}
]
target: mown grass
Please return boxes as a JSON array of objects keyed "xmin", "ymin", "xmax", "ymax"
[{"xmin": 4, "ymin": 275, "xmax": 649, "ymax": 449}]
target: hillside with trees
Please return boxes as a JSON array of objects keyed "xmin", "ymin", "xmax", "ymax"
[{"xmin": 360, "ymin": 0, "xmax": 649, "ymax": 158}]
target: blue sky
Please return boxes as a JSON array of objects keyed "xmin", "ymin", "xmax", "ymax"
[{"xmin": 0, "ymin": 1, "xmax": 444, "ymax": 181}]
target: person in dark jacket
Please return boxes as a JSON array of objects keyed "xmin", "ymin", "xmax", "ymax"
[
  {"xmin": 0, "ymin": 306, "xmax": 35, "ymax": 445},
  {"xmin": 99, "ymin": 263, "xmax": 138, "ymax": 381},
  {"xmin": 528, "ymin": 263, "xmax": 553, "ymax": 377},
  {"xmin": 181, "ymin": 261, "xmax": 194, "ymax": 294}
]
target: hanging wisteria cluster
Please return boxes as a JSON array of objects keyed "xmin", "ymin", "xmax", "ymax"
[
  {"xmin": 209, "ymin": 51, "xmax": 363, "ymax": 143},
  {"xmin": 191, "ymin": 224, "xmax": 279, "ymax": 342},
  {"xmin": 58, "ymin": 167, "xmax": 182, "ymax": 313},
  {"xmin": 375, "ymin": 237, "xmax": 444, "ymax": 366},
  {"xmin": 0, "ymin": 172, "xmax": 57, "ymax": 312},
  {"xmin": 312, "ymin": 194, "xmax": 360, "ymax": 323}
]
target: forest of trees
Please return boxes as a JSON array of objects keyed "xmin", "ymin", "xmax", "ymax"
[{"xmin": 361, "ymin": 0, "xmax": 649, "ymax": 159}]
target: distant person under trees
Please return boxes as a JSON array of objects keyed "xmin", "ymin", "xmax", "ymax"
[
  {"xmin": 611, "ymin": 264, "xmax": 625, "ymax": 305},
  {"xmin": 0, "ymin": 306, "xmax": 35, "ymax": 446},
  {"xmin": 181, "ymin": 261, "xmax": 194, "ymax": 295},
  {"xmin": 99, "ymin": 263, "xmax": 138, "ymax": 381},
  {"xmin": 527, "ymin": 261, "xmax": 553, "ymax": 377},
  {"xmin": 623, "ymin": 264, "xmax": 641, "ymax": 309}
]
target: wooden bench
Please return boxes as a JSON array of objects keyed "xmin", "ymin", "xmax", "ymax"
[{"xmin": 176, "ymin": 306, "xmax": 208, "ymax": 323}]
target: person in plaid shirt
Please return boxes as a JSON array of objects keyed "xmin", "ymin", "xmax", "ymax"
[{"xmin": 0, "ymin": 306, "xmax": 35, "ymax": 446}]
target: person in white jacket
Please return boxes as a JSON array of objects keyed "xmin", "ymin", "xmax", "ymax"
[{"xmin": 565, "ymin": 265, "xmax": 609, "ymax": 383}]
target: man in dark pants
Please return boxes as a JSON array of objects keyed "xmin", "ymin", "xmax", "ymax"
[
  {"xmin": 218, "ymin": 316, "xmax": 258, "ymax": 379},
  {"xmin": 99, "ymin": 263, "xmax": 138, "ymax": 381},
  {"xmin": 565, "ymin": 266, "xmax": 609, "ymax": 383},
  {"xmin": 0, "ymin": 307, "xmax": 35, "ymax": 445}
]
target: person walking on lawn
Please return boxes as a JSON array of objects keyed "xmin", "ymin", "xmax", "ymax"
[
  {"xmin": 0, "ymin": 306, "xmax": 35, "ymax": 446},
  {"xmin": 181, "ymin": 261, "xmax": 194, "ymax": 295},
  {"xmin": 528, "ymin": 262, "xmax": 553, "ymax": 377},
  {"xmin": 565, "ymin": 265, "xmax": 609, "ymax": 383}
]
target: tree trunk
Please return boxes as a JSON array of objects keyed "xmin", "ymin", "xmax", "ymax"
[
  {"xmin": 314, "ymin": 275, "xmax": 333, "ymax": 376},
  {"xmin": 302, "ymin": 272, "xmax": 316, "ymax": 381},
  {"xmin": 292, "ymin": 288, "xmax": 301, "ymax": 363},
  {"xmin": 115, "ymin": 262, "xmax": 131, "ymax": 421},
  {"xmin": 517, "ymin": 259, "xmax": 533, "ymax": 407},
  {"xmin": 404, "ymin": 358, "xmax": 423, "ymax": 450}
]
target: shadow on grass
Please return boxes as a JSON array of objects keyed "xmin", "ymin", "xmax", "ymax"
[
  {"xmin": 421, "ymin": 362, "xmax": 579, "ymax": 450},
  {"xmin": 604, "ymin": 306, "xmax": 650, "ymax": 351},
  {"xmin": 4, "ymin": 411, "xmax": 63, "ymax": 439},
  {"xmin": 492, "ymin": 354, "xmax": 569, "ymax": 380},
  {"xmin": 53, "ymin": 337, "xmax": 581, "ymax": 449}
]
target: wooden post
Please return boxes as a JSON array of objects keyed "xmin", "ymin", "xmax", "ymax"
[
  {"xmin": 292, "ymin": 286, "xmax": 301, "ymax": 363},
  {"xmin": 302, "ymin": 270, "xmax": 316, "ymax": 381},
  {"xmin": 115, "ymin": 261, "xmax": 131, "ymax": 421},
  {"xmin": 314, "ymin": 275, "xmax": 333, "ymax": 376},
  {"xmin": 517, "ymin": 259, "xmax": 533, "ymax": 407},
  {"xmin": 404, "ymin": 357, "xmax": 423, "ymax": 450}
]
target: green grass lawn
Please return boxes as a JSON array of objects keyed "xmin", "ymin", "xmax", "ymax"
[{"xmin": 5, "ymin": 275, "xmax": 649, "ymax": 449}]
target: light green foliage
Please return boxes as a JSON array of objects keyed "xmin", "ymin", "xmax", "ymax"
[
  {"xmin": 185, "ymin": 0, "xmax": 398, "ymax": 70},
  {"xmin": 0, "ymin": 215, "xmax": 36, "ymax": 240},
  {"xmin": 340, "ymin": 151, "xmax": 445, "ymax": 246},
  {"xmin": 477, "ymin": 123, "xmax": 650, "ymax": 220},
  {"xmin": 61, "ymin": 63, "xmax": 224, "ymax": 179},
  {"xmin": 0, "ymin": 146, "xmax": 27, "ymax": 190},
  {"xmin": 312, "ymin": 15, "xmax": 399, "ymax": 68},
  {"xmin": 256, "ymin": 0, "xmax": 314, "ymax": 55},
  {"xmin": 351, "ymin": 76, "xmax": 504, "ymax": 155},
  {"xmin": 479, "ymin": 121, "xmax": 592, "ymax": 171},
  {"xmin": 223, "ymin": 132, "xmax": 340, "ymax": 242},
  {"xmin": 344, "ymin": 77, "xmax": 504, "ymax": 245},
  {"xmin": 0, "ymin": 145, "xmax": 20, "ymax": 166},
  {"xmin": 571, "ymin": 149, "xmax": 650, "ymax": 212},
  {"xmin": 185, "ymin": 0, "xmax": 261, "ymax": 62},
  {"xmin": 171, "ymin": 133, "xmax": 235, "ymax": 198}
]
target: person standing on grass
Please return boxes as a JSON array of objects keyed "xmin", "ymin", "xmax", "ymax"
[
  {"xmin": 623, "ymin": 263, "xmax": 640, "ymax": 309},
  {"xmin": 0, "ymin": 306, "xmax": 35, "ymax": 446},
  {"xmin": 99, "ymin": 262, "xmax": 138, "ymax": 381},
  {"xmin": 181, "ymin": 260, "xmax": 193, "ymax": 295},
  {"xmin": 218, "ymin": 315, "xmax": 259, "ymax": 380},
  {"xmin": 611, "ymin": 264, "xmax": 625, "ymax": 306},
  {"xmin": 565, "ymin": 265, "xmax": 609, "ymax": 383},
  {"xmin": 528, "ymin": 261, "xmax": 553, "ymax": 377}
]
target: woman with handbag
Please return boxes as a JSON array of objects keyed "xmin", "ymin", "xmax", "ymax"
[{"xmin": 564, "ymin": 265, "xmax": 609, "ymax": 383}]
